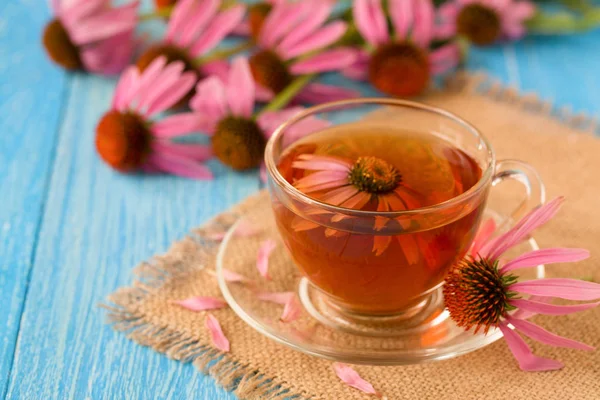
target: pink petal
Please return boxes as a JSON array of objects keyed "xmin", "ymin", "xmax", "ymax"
[
  {"xmin": 152, "ymin": 142, "xmax": 213, "ymax": 162},
  {"xmin": 146, "ymin": 153, "xmax": 213, "ymax": 180},
  {"xmin": 412, "ymin": 0, "xmax": 434, "ymax": 47},
  {"xmin": 80, "ymin": 30, "xmax": 135, "ymax": 75},
  {"xmin": 507, "ymin": 316, "xmax": 594, "ymax": 351},
  {"xmin": 276, "ymin": 0, "xmax": 334, "ymax": 53},
  {"xmin": 189, "ymin": 5, "xmax": 246, "ymax": 57},
  {"xmin": 227, "ymin": 57, "xmax": 255, "ymax": 118},
  {"xmin": 257, "ymin": 291, "xmax": 294, "ymax": 304},
  {"xmin": 341, "ymin": 49, "xmax": 370, "ymax": 81},
  {"xmin": 255, "ymin": 84, "xmax": 274, "ymax": 102},
  {"xmin": 165, "ymin": 0, "xmax": 197, "ymax": 43},
  {"xmin": 292, "ymin": 154, "xmax": 353, "ymax": 172},
  {"xmin": 147, "ymin": 72, "xmax": 198, "ymax": 115},
  {"xmin": 333, "ymin": 363, "xmax": 381, "ymax": 397},
  {"xmin": 510, "ymin": 298, "xmax": 600, "ymax": 316},
  {"xmin": 172, "ymin": 0, "xmax": 219, "ymax": 48},
  {"xmin": 151, "ymin": 113, "xmax": 214, "ymax": 138},
  {"xmin": 259, "ymin": 2, "xmax": 306, "ymax": 48},
  {"xmin": 173, "ymin": 296, "xmax": 227, "ymax": 311},
  {"xmin": 61, "ymin": 0, "xmax": 106, "ymax": 24},
  {"xmin": 205, "ymin": 313, "xmax": 230, "ymax": 352},
  {"xmin": 257, "ymin": 239, "xmax": 277, "ymax": 279},
  {"xmin": 397, "ymin": 235, "xmax": 420, "ymax": 265},
  {"xmin": 430, "ymin": 43, "xmax": 460, "ymax": 74},
  {"xmin": 501, "ymin": 248, "xmax": 590, "ymax": 273},
  {"xmin": 295, "ymin": 170, "xmax": 350, "ymax": 189},
  {"xmin": 469, "ymin": 218, "xmax": 497, "ymax": 257},
  {"xmin": 200, "ymin": 60, "xmax": 230, "ymax": 83},
  {"xmin": 320, "ymin": 185, "xmax": 359, "ymax": 206},
  {"xmin": 510, "ymin": 278, "xmax": 600, "ymax": 301},
  {"xmin": 512, "ymin": 295, "xmax": 553, "ymax": 319},
  {"xmin": 353, "ymin": 0, "xmax": 388, "ymax": 46},
  {"xmin": 137, "ymin": 60, "xmax": 187, "ymax": 112},
  {"xmin": 290, "ymin": 48, "xmax": 357, "ymax": 75},
  {"xmin": 207, "ymin": 268, "xmax": 250, "ymax": 283},
  {"xmin": 281, "ymin": 21, "xmax": 348, "ymax": 60},
  {"xmin": 190, "ymin": 76, "xmax": 228, "ymax": 121},
  {"xmin": 128, "ymin": 56, "xmax": 168, "ymax": 106},
  {"xmin": 507, "ymin": 2, "xmax": 536, "ymax": 21},
  {"xmin": 389, "ymin": 0, "xmax": 412, "ymax": 39},
  {"xmin": 502, "ymin": 21, "xmax": 527, "ymax": 40},
  {"xmin": 296, "ymin": 83, "xmax": 360, "ymax": 105},
  {"xmin": 482, "ymin": 197, "xmax": 564, "ymax": 260},
  {"xmin": 260, "ymin": 162, "xmax": 268, "ymax": 183},
  {"xmin": 281, "ymin": 293, "xmax": 302, "ymax": 322},
  {"xmin": 205, "ymin": 219, "xmax": 262, "ymax": 241},
  {"xmin": 112, "ymin": 65, "xmax": 139, "ymax": 111},
  {"xmin": 498, "ymin": 323, "xmax": 564, "ymax": 372}
]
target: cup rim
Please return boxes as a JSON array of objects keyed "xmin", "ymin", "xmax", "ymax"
[{"xmin": 264, "ymin": 98, "xmax": 496, "ymax": 217}]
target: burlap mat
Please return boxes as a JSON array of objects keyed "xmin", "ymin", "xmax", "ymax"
[{"xmin": 103, "ymin": 74, "xmax": 600, "ymax": 400}]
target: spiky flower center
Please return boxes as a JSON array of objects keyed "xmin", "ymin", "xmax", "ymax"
[
  {"xmin": 95, "ymin": 110, "xmax": 152, "ymax": 172},
  {"xmin": 249, "ymin": 50, "xmax": 292, "ymax": 95},
  {"xmin": 42, "ymin": 19, "xmax": 82, "ymax": 71},
  {"xmin": 212, "ymin": 116, "xmax": 266, "ymax": 170},
  {"xmin": 348, "ymin": 156, "xmax": 401, "ymax": 194},
  {"xmin": 368, "ymin": 42, "xmax": 430, "ymax": 97},
  {"xmin": 456, "ymin": 4, "xmax": 501, "ymax": 46},
  {"xmin": 443, "ymin": 258, "xmax": 518, "ymax": 334},
  {"xmin": 249, "ymin": 3, "xmax": 273, "ymax": 40}
]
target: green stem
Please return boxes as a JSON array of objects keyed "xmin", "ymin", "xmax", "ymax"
[
  {"xmin": 194, "ymin": 41, "xmax": 254, "ymax": 64},
  {"xmin": 259, "ymin": 74, "xmax": 316, "ymax": 114},
  {"xmin": 526, "ymin": 8, "xmax": 600, "ymax": 34},
  {"xmin": 139, "ymin": 6, "xmax": 173, "ymax": 22}
]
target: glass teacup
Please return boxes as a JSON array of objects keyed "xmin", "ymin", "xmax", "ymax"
[{"xmin": 264, "ymin": 99, "xmax": 544, "ymax": 328}]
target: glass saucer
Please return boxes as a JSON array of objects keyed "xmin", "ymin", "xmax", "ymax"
[{"xmin": 215, "ymin": 207, "xmax": 545, "ymax": 366}]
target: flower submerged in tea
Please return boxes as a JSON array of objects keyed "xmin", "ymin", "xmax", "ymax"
[{"xmin": 444, "ymin": 197, "xmax": 600, "ymax": 371}]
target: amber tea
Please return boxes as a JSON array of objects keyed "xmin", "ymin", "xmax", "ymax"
[{"xmin": 274, "ymin": 123, "xmax": 485, "ymax": 314}]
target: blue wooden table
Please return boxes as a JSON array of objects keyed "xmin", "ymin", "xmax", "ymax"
[{"xmin": 1, "ymin": 1, "xmax": 599, "ymax": 399}]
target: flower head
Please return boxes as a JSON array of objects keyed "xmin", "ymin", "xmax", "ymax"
[
  {"xmin": 439, "ymin": 0, "xmax": 536, "ymax": 46},
  {"xmin": 290, "ymin": 154, "xmax": 423, "ymax": 258},
  {"xmin": 249, "ymin": 0, "xmax": 359, "ymax": 103},
  {"xmin": 43, "ymin": 0, "xmax": 139, "ymax": 75},
  {"xmin": 190, "ymin": 56, "xmax": 330, "ymax": 172},
  {"xmin": 444, "ymin": 197, "xmax": 599, "ymax": 371},
  {"xmin": 96, "ymin": 56, "xmax": 213, "ymax": 179},
  {"xmin": 345, "ymin": 0, "xmax": 460, "ymax": 97},
  {"xmin": 136, "ymin": 0, "xmax": 245, "ymax": 102}
]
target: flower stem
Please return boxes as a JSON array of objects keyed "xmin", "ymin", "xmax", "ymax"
[
  {"xmin": 260, "ymin": 74, "xmax": 316, "ymax": 114},
  {"xmin": 526, "ymin": 8, "xmax": 600, "ymax": 34},
  {"xmin": 139, "ymin": 6, "xmax": 173, "ymax": 22},
  {"xmin": 194, "ymin": 41, "xmax": 254, "ymax": 64}
]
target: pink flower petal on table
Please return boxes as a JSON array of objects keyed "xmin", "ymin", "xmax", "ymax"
[
  {"xmin": 207, "ymin": 268, "xmax": 250, "ymax": 283},
  {"xmin": 507, "ymin": 316, "xmax": 594, "ymax": 351},
  {"xmin": 290, "ymin": 48, "xmax": 357, "ymax": 75},
  {"xmin": 173, "ymin": 296, "xmax": 227, "ymax": 311},
  {"xmin": 281, "ymin": 21, "xmax": 348, "ymax": 60},
  {"xmin": 205, "ymin": 219, "xmax": 262, "ymax": 241},
  {"xmin": 281, "ymin": 294, "xmax": 302, "ymax": 322},
  {"xmin": 469, "ymin": 218, "xmax": 497, "ymax": 257},
  {"xmin": 227, "ymin": 57, "xmax": 255, "ymax": 118},
  {"xmin": 257, "ymin": 239, "xmax": 277, "ymax": 279},
  {"xmin": 501, "ymin": 248, "xmax": 590, "ymax": 273},
  {"xmin": 510, "ymin": 278, "xmax": 600, "ymax": 301},
  {"xmin": 205, "ymin": 313, "xmax": 230, "ymax": 352},
  {"xmin": 498, "ymin": 323, "xmax": 564, "ymax": 372},
  {"xmin": 189, "ymin": 5, "xmax": 246, "ymax": 57},
  {"xmin": 257, "ymin": 291, "xmax": 294, "ymax": 304},
  {"xmin": 333, "ymin": 363, "xmax": 381, "ymax": 397},
  {"xmin": 510, "ymin": 298, "xmax": 600, "ymax": 316}
]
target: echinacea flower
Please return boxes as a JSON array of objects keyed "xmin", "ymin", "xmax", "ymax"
[
  {"xmin": 190, "ymin": 56, "xmax": 330, "ymax": 172},
  {"xmin": 136, "ymin": 0, "xmax": 246, "ymax": 102},
  {"xmin": 345, "ymin": 0, "xmax": 460, "ymax": 97},
  {"xmin": 439, "ymin": 0, "xmax": 536, "ymax": 46},
  {"xmin": 443, "ymin": 197, "xmax": 600, "ymax": 371},
  {"xmin": 43, "ymin": 0, "xmax": 139, "ymax": 75},
  {"xmin": 95, "ymin": 56, "xmax": 213, "ymax": 179},
  {"xmin": 290, "ymin": 154, "xmax": 423, "ymax": 259},
  {"xmin": 249, "ymin": 0, "xmax": 359, "ymax": 104}
]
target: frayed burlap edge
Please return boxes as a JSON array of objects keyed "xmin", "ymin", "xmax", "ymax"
[{"xmin": 101, "ymin": 73, "xmax": 598, "ymax": 400}]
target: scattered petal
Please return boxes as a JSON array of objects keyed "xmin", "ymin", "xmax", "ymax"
[
  {"xmin": 207, "ymin": 268, "xmax": 250, "ymax": 283},
  {"xmin": 173, "ymin": 296, "xmax": 227, "ymax": 311},
  {"xmin": 333, "ymin": 363, "xmax": 381, "ymax": 397},
  {"xmin": 499, "ymin": 323, "xmax": 563, "ymax": 372},
  {"xmin": 257, "ymin": 291, "xmax": 294, "ymax": 305},
  {"xmin": 257, "ymin": 239, "xmax": 277, "ymax": 279},
  {"xmin": 281, "ymin": 294, "xmax": 302, "ymax": 322},
  {"xmin": 205, "ymin": 313, "xmax": 230, "ymax": 352},
  {"xmin": 206, "ymin": 219, "xmax": 262, "ymax": 241}
]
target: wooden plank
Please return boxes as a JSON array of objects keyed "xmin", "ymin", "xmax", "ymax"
[
  {"xmin": 4, "ymin": 72, "xmax": 250, "ymax": 399},
  {"xmin": 0, "ymin": 1, "xmax": 67, "ymax": 397}
]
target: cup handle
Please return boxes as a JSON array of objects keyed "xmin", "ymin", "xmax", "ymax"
[{"xmin": 491, "ymin": 160, "xmax": 546, "ymax": 229}]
